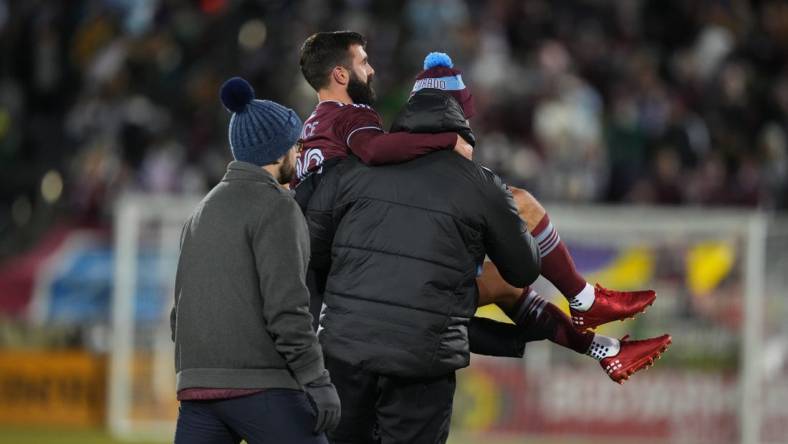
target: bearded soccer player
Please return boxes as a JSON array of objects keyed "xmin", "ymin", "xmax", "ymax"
[
  {"xmin": 293, "ymin": 31, "xmax": 475, "ymax": 337},
  {"xmin": 292, "ymin": 31, "xmax": 472, "ymax": 210}
]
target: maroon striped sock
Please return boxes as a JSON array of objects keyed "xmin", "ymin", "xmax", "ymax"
[
  {"xmin": 531, "ymin": 214, "xmax": 586, "ymax": 300},
  {"xmin": 507, "ymin": 288, "xmax": 594, "ymax": 354}
]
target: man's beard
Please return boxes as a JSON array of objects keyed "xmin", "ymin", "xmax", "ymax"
[
  {"xmin": 347, "ymin": 71, "xmax": 376, "ymax": 105},
  {"xmin": 278, "ymin": 153, "xmax": 296, "ymax": 185}
]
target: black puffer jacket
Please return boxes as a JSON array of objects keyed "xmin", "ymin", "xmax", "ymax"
[{"xmin": 307, "ymin": 89, "xmax": 540, "ymax": 378}]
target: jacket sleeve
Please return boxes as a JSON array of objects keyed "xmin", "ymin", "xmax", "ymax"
[
  {"xmin": 305, "ymin": 165, "xmax": 343, "ymax": 291},
  {"xmin": 481, "ymin": 168, "xmax": 541, "ymax": 288},
  {"xmin": 253, "ymin": 196, "xmax": 326, "ymax": 386},
  {"xmin": 469, "ymin": 316, "xmax": 526, "ymax": 358},
  {"xmin": 170, "ymin": 219, "xmax": 190, "ymax": 342}
]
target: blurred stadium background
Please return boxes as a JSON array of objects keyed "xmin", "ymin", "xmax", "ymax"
[{"xmin": 0, "ymin": 0, "xmax": 787, "ymax": 443}]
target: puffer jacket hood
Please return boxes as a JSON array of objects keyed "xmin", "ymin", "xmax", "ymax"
[{"xmin": 390, "ymin": 88, "xmax": 476, "ymax": 147}]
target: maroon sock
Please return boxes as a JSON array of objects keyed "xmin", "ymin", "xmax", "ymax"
[
  {"xmin": 539, "ymin": 302, "xmax": 594, "ymax": 354},
  {"xmin": 509, "ymin": 288, "xmax": 594, "ymax": 354},
  {"xmin": 501, "ymin": 286, "xmax": 531, "ymax": 321},
  {"xmin": 531, "ymin": 214, "xmax": 587, "ymax": 299}
]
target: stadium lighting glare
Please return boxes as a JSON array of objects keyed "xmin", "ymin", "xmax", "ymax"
[
  {"xmin": 11, "ymin": 195, "xmax": 31, "ymax": 226},
  {"xmin": 40, "ymin": 170, "xmax": 63, "ymax": 204},
  {"xmin": 238, "ymin": 19, "xmax": 267, "ymax": 51}
]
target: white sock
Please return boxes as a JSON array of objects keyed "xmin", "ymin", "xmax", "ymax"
[
  {"xmin": 568, "ymin": 282, "xmax": 595, "ymax": 312},
  {"xmin": 586, "ymin": 335, "xmax": 620, "ymax": 361}
]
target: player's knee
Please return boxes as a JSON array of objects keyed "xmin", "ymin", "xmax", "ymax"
[
  {"xmin": 511, "ymin": 188, "xmax": 540, "ymax": 212},
  {"xmin": 509, "ymin": 187, "xmax": 546, "ymax": 230},
  {"xmin": 509, "ymin": 186, "xmax": 527, "ymax": 206},
  {"xmin": 483, "ymin": 282, "xmax": 523, "ymax": 308}
]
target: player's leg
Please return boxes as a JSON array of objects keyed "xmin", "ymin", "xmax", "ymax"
[
  {"xmin": 478, "ymin": 263, "xmax": 596, "ymax": 355},
  {"xmin": 476, "ymin": 269, "xmax": 671, "ymax": 383},
  {"xmin": 376, "ymin": 372, "xmax": 456, "ymax": 444},
  {"xmin": 508, "ymin": 186, "xmax": 656, "ymax": 330},
  {"xmin": 468, "ymin": 274, "xmax": 670, "ymax": 383},
  {"xmin": 476, "ymin": 260, "xmax": 522, "ymax": 307},
  {"xmin": 513, "ymin": 287, "xmax": 671, "ymax": 384},
  {"xmin": 476, "ymin": 263, "xmax": 600, "ymax": 356}
]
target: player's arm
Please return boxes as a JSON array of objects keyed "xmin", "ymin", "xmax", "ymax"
[
  {"xmin": 348, "ymin": 129, "xmax": 458, "ymax": 165},
  {"xmin": 481, "ymin": 168, "xmax": 541, "ymax": 288},
  {"xmin": 338, "ymin": 105, "xmax": 458, "ymax": 165}
]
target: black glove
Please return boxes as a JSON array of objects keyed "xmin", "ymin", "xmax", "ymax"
[{"xmin": 303, "ymin": 371, "xmax": 341, "ymax": 434}]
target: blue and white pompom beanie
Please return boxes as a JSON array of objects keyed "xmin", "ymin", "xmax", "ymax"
[
  {"xmin": 412, "ymin": 52, "xmax": 475, "ymax": 118},
  {"xmin": 219, "ymin": 77, "xmax": 303, "ymax": 166}
]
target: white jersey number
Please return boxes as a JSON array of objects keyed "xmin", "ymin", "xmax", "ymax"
[{"xmin": 296, "ymin": 148, "xmax": 325, "ymax": 180}]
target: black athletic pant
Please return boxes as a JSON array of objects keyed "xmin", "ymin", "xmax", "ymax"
[
  {"xmin": 174, "ymin": 390, "xmax": 328, "ymax": 444},
  {"xmin": 325, "ymin": 355, "xmax": 456, "ymax": 444}
]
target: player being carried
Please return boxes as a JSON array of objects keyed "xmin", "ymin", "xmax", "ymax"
[
  {"xmin": 294, "ymin": 31, "xmax": 670, "ymax": 383},
  {"xmin": 291, "ymin": 32, "xmax": 471, "ymax": 208}
]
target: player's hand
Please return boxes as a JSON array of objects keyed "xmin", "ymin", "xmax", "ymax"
[
  {"xmin": 453, "ymin": 134, "xmax": 473, "ymax": 160},
  {"xmin": 304, "ymin": 371, "xmax": 341, "ymax": 434}
]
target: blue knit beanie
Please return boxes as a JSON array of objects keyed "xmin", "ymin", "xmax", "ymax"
[{"xmin": 220, "ymin": 77, "xmax": 303, "ymax": 166}]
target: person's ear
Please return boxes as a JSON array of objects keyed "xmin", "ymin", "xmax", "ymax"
[
  {"xmin": 331, "ymin": 66, "xmax": 349, "ymax": 86},
  {"xmin": 268, "ymin": 152, "xmax": 286, "ymax": 166}
]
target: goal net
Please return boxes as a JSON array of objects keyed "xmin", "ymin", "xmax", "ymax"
[{"xmin": 109, "ymin": 194, "xmax": 787, "ymax": 444}]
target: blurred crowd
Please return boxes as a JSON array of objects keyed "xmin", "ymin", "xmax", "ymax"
[{"xmin": 1, "ymin": 0, "xmax": 787, "ymax": 254}]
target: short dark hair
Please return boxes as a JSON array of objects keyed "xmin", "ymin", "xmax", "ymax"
[{"xmin": 299, "ymin": 31, "xmax": 366, "ymax": 91}]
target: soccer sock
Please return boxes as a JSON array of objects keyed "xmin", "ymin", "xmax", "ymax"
[
  {"xmin": 531, "ymin": 214, "xmax": 592, "ymax": 310},
  {"xmin": 569, "ymin": 283, "xmax": 595, "ymax": 312},
  {"xmin": 503, "ymin": 287, "xmax": 533, "ymax": 322},
  {"xmin": 506, "ymin": 288, "xmax": 594, "ymax": 355},
  {"xmin": 585, "ymin": 335, "xmax": 621, "ymax": 361}
]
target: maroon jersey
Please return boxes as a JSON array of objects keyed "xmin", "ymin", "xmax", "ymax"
[{"xmin": 295, "ymin": 101, "xmax": 383, "ymax": 184}]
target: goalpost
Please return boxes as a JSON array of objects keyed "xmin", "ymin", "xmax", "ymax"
[
  {"xmin": 462, "ymin": 205, "xmax": 783, "ymax": 444},
  {"xmin": 109, "ymin": 194, "xmax": 782, "ymax": 443},
  {"xmin": 109, "ymin": 194, "xmax": 200, "ymax": 441},
  {"xmin": 543, "ymin": 205, "xmax": 768, "ymax": 444}
]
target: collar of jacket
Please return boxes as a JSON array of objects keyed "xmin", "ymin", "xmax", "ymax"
[{"xmin": 222, "ymin": 160, "xmax": 279, "ymax": 185}]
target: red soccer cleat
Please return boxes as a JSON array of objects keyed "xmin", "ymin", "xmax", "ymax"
[
  {"xmin": 600, "ymin": 334, "xmax": 671, "ymax": 384},
  {"xmin": 570, "ymin": 284, "xmax": 656, "ymax": 331}
]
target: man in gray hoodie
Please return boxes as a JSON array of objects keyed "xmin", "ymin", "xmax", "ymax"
[{"xmin": 170, "ymin": 77, "xmax": 340, "ymax": 444}]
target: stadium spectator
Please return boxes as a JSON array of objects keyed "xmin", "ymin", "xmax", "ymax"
[{"xmin": 1, "ymin": 0, "xmax": 787, "ymax": 258}]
